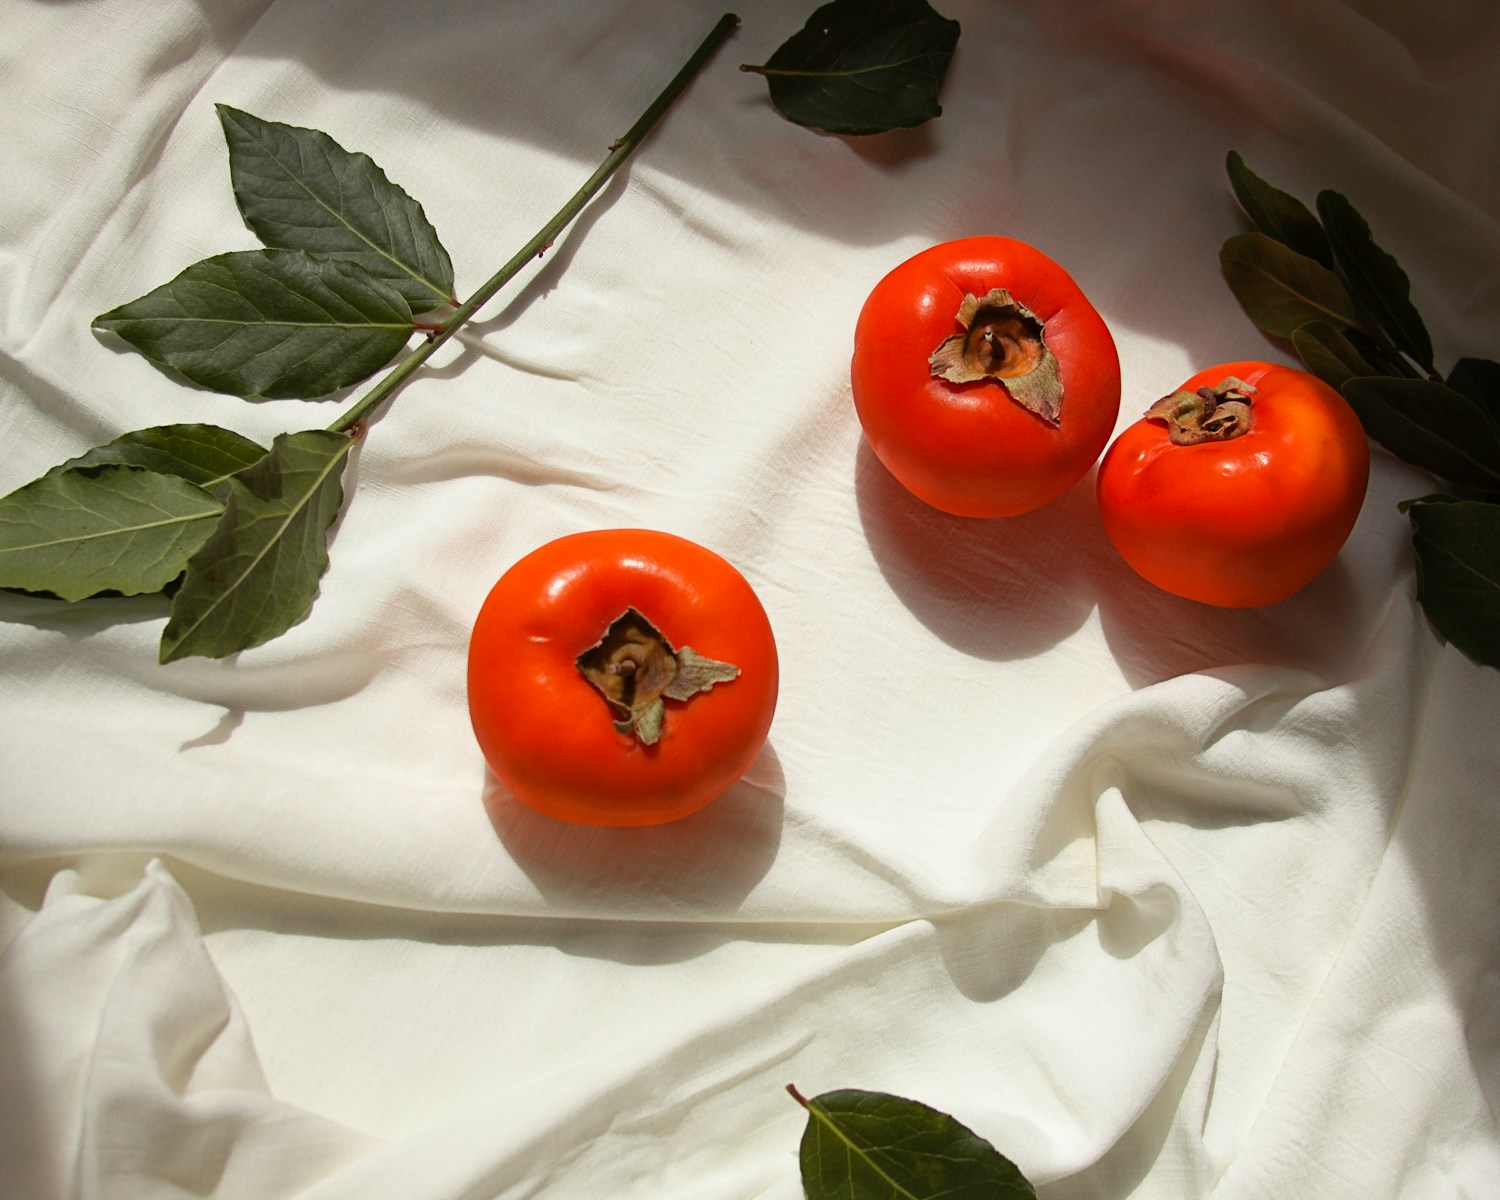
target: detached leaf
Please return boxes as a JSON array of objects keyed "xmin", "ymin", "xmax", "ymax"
[
  {"xmin": 94, "ymin": 249, "xmax": 413, "ymax": 400},
  {"xmin": 47, "ymin": 424, "xmax": 267, "ymax": 499},
  {"xmin": 1317, "ymin": 189, "xmax": 1435, "ymax": 374},
  {"xmin": 789, "ymin": 1086, "xmax": 1036, "ymax": 1200},
  {"xmin": 1291, "ymin": 319, "xmax": 1379, "ymax": 389},
  {"xmin": 1405, "ymin": 497, "xmax": 1500, "ymax": 668},
  {"xmin": 159, "ymin": 428, "xmax": 356, "ymax": 662},
  {"xmin": 1447, "ymin": 357, "xmax": 1500, "ymax": 432},
  {"xmin": 218, "ymin": 105, "xmax": 456, "ymax": 313},
  {"xmin": 1225, "ymin": 151, "xmax": 1332, "ymax": 267},
  {"xmin": 1342, "ymin": 376, "xmax": 1500, "ymax": 495},
  {"xmin": 742, "ymin": 0, "xmax": 961, "ymax": 136},
  {"xmin": 0, "ymin": 465, "xmax": 222, "ymax": 601},
  {"xmin": 1219, "ymin": 232, "xmax": 1361, "ymax": 339}
]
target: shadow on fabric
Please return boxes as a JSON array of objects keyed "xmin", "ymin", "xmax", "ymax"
[
  {"xmin": 854, "ymin": 439, "xmax": 1109, "ymax": 662},
  {"xmin": 482, "ymin": 741, "xmax": 785, "ymax": 917}
]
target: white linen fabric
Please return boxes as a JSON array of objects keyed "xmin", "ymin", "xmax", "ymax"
[{"xmin": 2, "ymin": 0, "xmax": 1498, "ymax": 1196}]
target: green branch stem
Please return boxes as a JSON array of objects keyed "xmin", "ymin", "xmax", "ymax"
[{"xmin": 330, "ymin": 11, "xmax": 739, "ymax": 436}]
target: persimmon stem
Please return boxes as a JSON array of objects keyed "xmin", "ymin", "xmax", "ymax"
[
  {"xmin": 328, "ymin": 12, "xmax": 740, "ymax": 436},
  {"xmin": 1147, "ymin": 377, "xmax": 1255, "ymax": 444}
]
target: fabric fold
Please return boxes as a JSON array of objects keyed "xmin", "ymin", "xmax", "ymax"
[{"xmin": 0, "ymin": 860, "xmax": 378, "ymax": 1199}]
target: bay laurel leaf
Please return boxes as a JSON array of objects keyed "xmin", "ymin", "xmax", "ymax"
[
  {"xmin": 1447, "ymin": 357, "xmax": 1500, "ymax": 432},
  {"xmin": 47, "ymin": 424, "xmax": 268, "ymax": 499},
  {"xmin": 1405, "ymin": 496, "xmax": 1500, "ymax": 668},
  {"xmin": 1291, "ymin": 319, "xmax": 1378, "ymax": 389},
  {"xmin": 791, "ymin": 1086, "xmax": 1036, "ymax": 1200},
  {"xmin": 1342, "ymin": 376, "xmax": 1500, "ymax": 496},
  {"xmin": 0, "ymin": 465, "xmax": 222, "ymax": 601},
  {"xmin": 743, "ymin": 0, "xmax": 961, "ymax": 136},
  {"xmin": 218, "ymin": 105, "xmax": 456, "ymax": 313},
  {"xmin": 93, "ymin": 249, "xmax": 414, "ymax": 400},
  {"xmin": 1317, "ymin": 189, "xmax": 1435, "ymax": 374},
  {"xmin": 1225, "ymin": 151, "xmax": 1332, "ymax": 267},
  {"xmin": 159, "ymin": 428, "xmax": 356, "ymax": 663},
  {"xmin": 1219, "ymin": 232, "xmax": 1361, "ymax": 338}
]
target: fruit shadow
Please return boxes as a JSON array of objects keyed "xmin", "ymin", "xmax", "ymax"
[
  {"xmin": 854, "ymin": 439, "xmax": 1109, "ymax": 661},
  {"xmin": 1088, "ymin": 451, "xmax": 1407, "ymax": 689},
  {"xmin": 1094, "ymin": 550, "xmax": 1367, "ymax": 690},
  {"xmin": 482, "ymin": 740, "xmax": 786, "ymax": 917},
  {"xmin": 855, "ymin": 433, "xmax": 1371, "ymax": 686}
]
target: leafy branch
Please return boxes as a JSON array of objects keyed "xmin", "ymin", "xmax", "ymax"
[
  {"xmin": 0, "ymin": 12, "xmax": 742, "ymax": 662},
  {"xmin": 1220, "ymin": 152, "xmax": 1500, "ymax": 668},
  {"xmin": 1, "ymin": 3, "xmax": 963, "ymax": 664}
]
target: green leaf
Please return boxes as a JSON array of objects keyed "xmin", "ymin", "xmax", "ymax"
[
  {"xmin": 159, "ymin": 428, "xmax": 356, "ymax": 662},
  {"xmin": 0, "ymin": 465, "xmax": 222, "ymax": 601},
  {"xmin": 742, "ymin": 0, "xmax": 961, "ymax": 136},
  {"xmin": 1342, "ymin": 376, "xmax": 1500, "ymax": 495},
  {"xmin": 1219, "ymin": 232, "xmax": 1362, "ymax": 339},
  {"xmin": 1405, "ymin": 496, "xmax": 1500, "ymax": 668},
  {"xmin": 93, "ymin": 249, "xmax": 413, "ymax": 400},
  {"xmin": 1291, "ymin": 319, "xmax": 1380, "ymax": 389},
  {"xmin": 790, "ymin": 1086, "xmax": 1036, "ymax": 1200},
  {"xmin": 1447, "ymin": 357, "xmax": 1500, "ymax": 432},
  {"xmin": 1316, "ymin": 189, "xmax": 1435, "ymax": 374},
  {"xmin": 47, "ymin": 424, "xmax": 267, "ymax": 499},
  {"xmin": 218, "ymin": 105, "xmax": 455, "ymax": 313},
  {"xmin": 1225, "ymin": 151, "xmax": 1332, "ymax": 267}
]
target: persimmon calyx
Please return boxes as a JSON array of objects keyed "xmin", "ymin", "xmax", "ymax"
[
  {"xmin": 1147, "ymin": 376, "xmax": 1256, "ymax": 445},
  {"xmin": 928, "ymin": 287, "xmax": 1064, "ymax": 425},
  {"xmin": 576, "ymin": 607, "xmax": 739, "ymax": 745}
]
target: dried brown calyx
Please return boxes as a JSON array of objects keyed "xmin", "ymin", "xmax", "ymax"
[
  {"xmin": 576, "ymin": 607, "xmax": 739, "ymax": 746},
  {"xmin": 1146, "ymin": 377, "xmax": 1256, "ymax": 445},
  {"xmin": 928, "ymin": 287, "xmax": 1064, "ymax": 425}
]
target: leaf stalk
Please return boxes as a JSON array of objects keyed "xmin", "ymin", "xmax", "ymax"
[{"xmin": 329, "ymin": 11, "xmax": 740, "ymax": 436}]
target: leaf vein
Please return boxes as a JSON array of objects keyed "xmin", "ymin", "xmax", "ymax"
[
  {"xmin": 248, "ymin": 122, "xmax": 446, "ymax": 303},
  {"xmin": 167, "ymin": 438, "xmax": 351, "ymax": 651}
]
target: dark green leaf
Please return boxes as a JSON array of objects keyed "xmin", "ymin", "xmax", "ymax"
[
  {"xmin": 218, "ymin": 105, "xmax": 455, "ymax": 313},
  {"xmin": 93, "ymin": 249, "xmax": 413, "ymax": 400},
  {"xmin": 1291, "ymin": 319, "xmax": 1380, "ymax": 389},
  {"xmin": 1316, "ymin": 190, "xmax": 1435, "ymax": 374},
  {"xmin": 1342, "ymin": 376, "xmax": 1500, "ymax": 494},
  {"xmin": 1225, "ymin": 151, "xmax": 1332, "ymax": 267},
  {"xmin": 1447, "ymin": 357, "xmax": 1500, "ymax": 432},
  {"xmin": 159, "ymin": 428, "xmax": 355, "ymax": 662},
  {"xmin": 791, "ymin": 1086, "xmax": 1035, "ymax": 1200},
  {"xmin": 47, "ymin": 424, "xmax": 267, "ymax": 499},
  {"xmin": 1405, "ymin": 497, "xmax": 1500, "ymax": 668},
  {"xmin": 742, "ymin": 0, "xmax": 960, "ymax": 136},
  {"xmin": 1219, "ymin": 232, "xmax": 1362, "ymax": 339},
  {"xmin": 0, "ymin": 465, "xmax": 222, "ymax": 601}
]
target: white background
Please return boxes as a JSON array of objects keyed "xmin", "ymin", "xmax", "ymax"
[{"xmin": 2, "ymin": 1, "xmax": 1498, "ymax": 1196}]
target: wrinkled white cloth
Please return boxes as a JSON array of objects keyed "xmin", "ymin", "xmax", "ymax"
[{"xmin": 2, "ymin": 1, "xmax": 1498, "ymax": 1197}]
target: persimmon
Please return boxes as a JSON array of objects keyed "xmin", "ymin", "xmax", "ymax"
[
  {"xmin": 468, "ymin": 529, "xmax": 778, "ymax": 825},
  {"xmin": 1097, "ymin": 361, "xmax": 1370, "ymax": 606},
  {"xmin": 852, "ymin": 236, "xmax": 1121, "ymax": 517}
]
